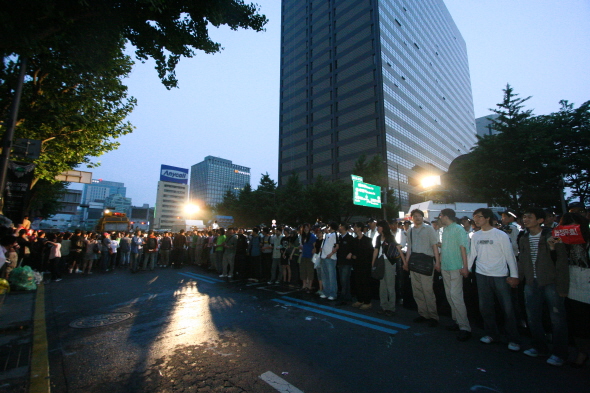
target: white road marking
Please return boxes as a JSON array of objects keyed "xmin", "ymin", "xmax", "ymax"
[{"xmin": 259, "ymin": 371, "xmax": 304, "ymax": 393}]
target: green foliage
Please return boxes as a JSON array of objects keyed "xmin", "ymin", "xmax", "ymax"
[
  {"xmin": 0, "ymin": 0, "xmax": 269, "ymax": 89},
  {"xmin": 449, "ymin": 84, "xmax": 588, "ymax": 211},
  {"xmin": 26, "ymin": 180, "xmax": 68, "ymax": 218},
  {"xmin": 0, "ymin": 40, "xmax": 136, "ymax": 186}
]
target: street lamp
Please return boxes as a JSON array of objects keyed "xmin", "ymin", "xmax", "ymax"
[
  {"xmin": 184, "ymin": 203, "xmax": 200, "ymax": 220},
  {"xmin": 421, "ymin": 175, "xmax": 441, "ymax": 189}
]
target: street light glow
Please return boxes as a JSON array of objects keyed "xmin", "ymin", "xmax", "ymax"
[
  {"xmin": 421, "ymin": 175, "xmax": 441, "ymax": 189},
  {"xmin": 184, "ymin": 204, "xmax": 200, "ymax": 214}
]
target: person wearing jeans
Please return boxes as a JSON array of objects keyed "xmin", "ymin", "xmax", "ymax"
[
  {"xmin": 320, "ymin": 222, "xmax": 339, "ymax": 300},
  {"xmin": 518, "ymin": 208, "xmax": 569, "ymax": 366},
  {"xmin": 469, "ymin": 208, "xmax": 521, "ymax": 351}
]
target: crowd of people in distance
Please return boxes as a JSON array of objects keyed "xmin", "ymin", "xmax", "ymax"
[{"xmin": 1, "ymin": 202, "xmax": 589, "ymax": 369}]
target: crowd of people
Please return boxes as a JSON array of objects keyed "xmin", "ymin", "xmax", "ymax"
[{"xmin": 0, "ymin": 202, "xmax": 588, "ymax": 369}]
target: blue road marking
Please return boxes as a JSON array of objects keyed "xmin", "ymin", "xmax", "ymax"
[
  {"xmin": 178, "ymin": 272, "xmax": 220, "ymax": 284},
  {"xmin": 282, "ymin": 296, "xmax": 410, "ymax": 330},
  {"xmin": 180, "ymin": 271, "xmax": 225, "ymax": 283},
  {"xmin": 273, "ymin": 298, "xmax": 400, "ymax": 335}
]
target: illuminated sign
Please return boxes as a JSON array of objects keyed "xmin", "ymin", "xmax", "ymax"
[{"xmin": 160, "ymin": 165, "xmax": 189, "ymax": 184}]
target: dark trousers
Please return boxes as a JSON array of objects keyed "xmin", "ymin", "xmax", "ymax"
[
  {"xmin": 353, "ymin": 262, "xmax": 373, "ymax": 304},
  {"xmin": 49, "ymin": 257, "xmax": 62, "ymax": 280},
  {"xmin": 476, "ymin": 273, "xmax": 520, "ymax": 343},
  {"xmin": 338, "ymin": 264, "xmax": 353, "ymax": 301}
]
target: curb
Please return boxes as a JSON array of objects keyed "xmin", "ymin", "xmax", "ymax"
[{"xmin": 30, "ymin": 283, "xmax": 50, "ymax": 393}]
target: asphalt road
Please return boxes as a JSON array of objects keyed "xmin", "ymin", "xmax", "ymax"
[{"xmin": 43, "ymin": 266, "xmax": 589, "ymax": 393}]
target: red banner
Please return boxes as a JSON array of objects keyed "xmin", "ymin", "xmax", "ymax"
[{"xmin": 552, "ymin": 224, "xmax": 586, "ymax": 244}]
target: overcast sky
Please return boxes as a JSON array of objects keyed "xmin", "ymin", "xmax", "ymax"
[{"xmin": 78, "ymin": 0, "xmax": 590, "ymax": 207}]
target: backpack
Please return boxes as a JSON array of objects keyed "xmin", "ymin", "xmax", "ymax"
[{"xmin": 147, "ymin": 237, "xmax": 158, "ymax": 250}]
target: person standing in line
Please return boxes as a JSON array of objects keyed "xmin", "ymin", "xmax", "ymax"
[
  {"xmin": 299, "ymin": 223, "xmax": 317, "ymax": 293},
  {"xmin": 234, "ymin": 228, "xmax": 249, "ymax": 280},
  {"xmin": 60, "ymin": 233, "xmax": 71, "ymax": 274},
  {"xmin": 319, "ymin": 222, "xmax": 339, "ymax": 300},
  {"xmin": 468, "ymin": 208, "xmax": 521, "ymax": 352},
  {"xmin": 405, "ymin": 209, "xmax": 441, "ymax": 327},
  {"xmin": 143, "ymin": 230, "xmax": 158, "ymax": 271},
  {"xmin": 351, "ymin": 222, "xmax": 374, "ymax": 309},
  {"xmin": 269, "ymin": 227, "xmax": 284, "ymax": 285},
  {"xmin": 260, "ymin": 227, "xmax": 274, "ymax": 282},
  {"xmin": 158, "ymin": 232, "xmax": 172, "ymax": 267},
  {"xmin": 372, "ymin": 220, "xmax": 403, "ymax": 316},
  {"xmin": 119, "ymin": 232, "xmax": 131, "ymax": 268},
  {"xmin": 173, "ymin": 229, "xmax": 188, "ymax": 269},
  {"xmin": 337, "ymin": 223, "xmax": 354, "ymax": 305},
  {"xmin": 518, "ymin": 208, "xmax": 569, "ymax": 366},
  {"xmin": 195, "ymin": 231, "xmax": 205, "ymax": 265},
  {"xmin": 130, "ymin": 230, "xmax": 144, "ymax": 273},
  {"xmin": 69, "ymin": 229, "xmax": 84, "ymax": 273},
  {"xmin": 551, "ymin": 212, "xmax": 590, "ymax": 368},
  {"xmin": 221, "ymin": 228, "xmax": 237, "ymax": 278},
  {"xmin": 213, "ymin": 229, "xmax": 226, "ymax": 273},
  {"xmin": 100, "ymin": 232, "xmax": 112, "ymax": 272},
  {"xmin": 439, "ymin": 209, "xmax": 472, "ymax": 341},
  {"xmin": 248, "ymin": 228, "xmax": 262, "ymax": 282},
  {"xmin": 45, "ymin": 233, "xmax": 62, "ymax": 282}
]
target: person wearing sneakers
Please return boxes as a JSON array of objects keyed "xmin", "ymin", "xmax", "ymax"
[
  {"xmin": 221, "ymin": 228, "xmax": 237, "ymax": 279},
  {"xmin": 372, "ymin": 220, "xmax": 403, "ymax": 316},
  {"xmin": 319, "ymin": 222, "xmax": 339, "ymax": 301},
  {"xmin": 518, "ymin": 208, "xmax": 569, "ymax": 366},
  {"xmin": 351, "ymin": 222, "xmax": 374, "ymax": 310},
  {"xmin": 439, "ymin": 209, "xmax": 472, "ymax": 341},
  {"xmin": 468, "ymin": 208, "xmax": 521, "ymax": 352}
]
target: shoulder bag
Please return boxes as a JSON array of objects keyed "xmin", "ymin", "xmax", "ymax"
[{"xmin": 408, "ymin": 228, "xmax": 434, "ymax": 276}]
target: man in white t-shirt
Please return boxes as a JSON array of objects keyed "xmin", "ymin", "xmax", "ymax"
[
  {"xmin": 469, "ymin": 208, "xmax": 521, "ymax": 352},
  {"xmin": 320, "ymin": 222, "xmax": 339, "ymax": 300}
]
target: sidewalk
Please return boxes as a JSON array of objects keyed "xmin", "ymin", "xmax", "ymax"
[{"xmin": 0, "ymin": 284, "xmax": 49, "ymax": 393}]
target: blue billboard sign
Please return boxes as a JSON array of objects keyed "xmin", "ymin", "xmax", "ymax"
[{"xmin": 160, "ymin": 165, "xmax": 189, "ymax": 184}]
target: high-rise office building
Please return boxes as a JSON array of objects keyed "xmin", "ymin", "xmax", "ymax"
[
  {"xmin": 190, "ymin": 156, "xmax": 250, "ymax": 206},
  {"xmin": 278, "ymin": 0, "xmax": 477, "ymax": 207},
  {"xmin": 154, "ymin": 165, "xmax": 189, "ymax": 230},
  {"xmin": 82, "ymin": 179, "xmax": 126, "ymax": 205},
  {"xmin": 475, "ymin": 114, "xmax": 500, "ymax": 138}
]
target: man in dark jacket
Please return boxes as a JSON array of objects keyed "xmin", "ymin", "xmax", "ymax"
[
  {"xmin": 337, "ymin": 223, "xmax": 354, "ymax": 304},
  {"xmin": 172, "ymin": 229, "xmax": 187, "ymax": 268},
  {"xmin": 518, "ymin": 207, "xmax": 569, "ymax": 366}
]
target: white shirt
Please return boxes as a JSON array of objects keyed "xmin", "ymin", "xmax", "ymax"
[
  {"xmin": 0, "ymin": 245, "xmax": 6, "ymax": 269},
  {"xmin": 320, "ymin": 232, "xmax": 338, "ymax": 260},
  {"xmin": 468, "ymin": 228, "xmax": 518, "ymax": 278}
]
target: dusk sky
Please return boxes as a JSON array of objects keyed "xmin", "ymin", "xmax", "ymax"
[{"xmin": 77, "ymin": 0, "xmax": 590, "ymax": 208}]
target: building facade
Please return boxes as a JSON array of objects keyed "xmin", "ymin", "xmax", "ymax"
[
  {"xmin": 81, "ymin": 179, "xmax": 126, "ymax": 206},
  {"xmin": 154, "ymin": 165, "xmax": 189, "ymax": 230},
  {"xmin": 190, "ymin": 156, "xmax": 251, "ymax": 206},
  {"xmin": 278, "ymin": 0, "xmax": 477, "ymax": 208},
  {"xmin": 475, "ymin": 114, "xmax": 500, "ymax": 138}
]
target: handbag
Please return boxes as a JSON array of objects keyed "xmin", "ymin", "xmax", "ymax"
[
  {"xmin": 371, "ymin": 255, "xmax": 386, "ymax": 280},
  {"xmin": 409, "ymin": 252, "xmax": 434, "ymax": 276},
  {"xmin": 408, "ymin": 229, "xmax": 434, "ymax": 276},
  {"xmin": 312, "ymin": 253, "xmax": 321, "ymax": 268}
]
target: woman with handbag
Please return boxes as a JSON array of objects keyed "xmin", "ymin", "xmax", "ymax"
[{"xmin": 372, "ymin": 220, "xmax": 404, "ymax": 315}]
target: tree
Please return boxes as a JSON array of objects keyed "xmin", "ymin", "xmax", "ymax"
[
  {"xmin": 550, "ymin": 100, "xmax": 590, "ymax": 204},
  {"xmin": 451, "ymin": 85, "xmax": 565, "ymax": 211},
  {"xmin": 1, "ymin": 0, "xmax": 269, "ymax": 89},
  {"xmin": 275, "ymin": 173, "xmax": 307, "ymax": 225},
  {"xmin": 0, "ymin": 40, "xmax": 136, "ymax": 188}
]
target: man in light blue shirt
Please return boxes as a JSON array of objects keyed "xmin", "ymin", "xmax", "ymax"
[{"xmin": 439, "ymin": 208, "xmax": 471, "ymax": 341}]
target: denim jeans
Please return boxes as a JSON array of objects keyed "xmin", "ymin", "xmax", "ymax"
[
  {"xmin": 524, "ymin": 280, "xmax": 568, "ymax": 359},
  {"xmin": 143, "ymin": 252, "xmax": 157, "ymax": 270},
  {"xmin": 130, "ymin": 251, "xmax": 142, "ymax": 272},
  {"xmin": 476, "ymin": 273, "xmax": 520, "ymax": 343},
  {"xmin": 338, "ymin": 264, "xmax": 352, "ymax": 301},
  {"xmin": 321, "ymin": 258, "xmax": 337, "ymax": 298},
  {"xmin": 120, "ymin": 251, "xmax": 130, "ymax": 266}
]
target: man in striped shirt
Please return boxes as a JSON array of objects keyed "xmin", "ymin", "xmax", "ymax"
[{"xmin": 518, "ymin": 207, "xmax": 569, "ymax": 366}]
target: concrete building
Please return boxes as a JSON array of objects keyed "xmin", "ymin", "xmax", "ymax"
[
  {"xmin": 190, "ymin": 156, "xmax": 250, "ymax": 206},
  {"xmin": 154, "ymin": 165, "xmax": 189, "ymax": 230},
  {"xmin": 104, "ymin": 193, "xmax": 132, "ymax": 214},
  {"xmin": 129, "ymin": 204, "xmax": 154, "ymax": 231},
  {"xmin": 278, "ymin": 0, "xmax": 477, "ymax": 208},
  {"xmin": 81, "ymin": 179, "xmax": 126, "ymax": 206},
  {"xmin": 475, "ymin": 114, "xmax": 500, "ymax": 138}
]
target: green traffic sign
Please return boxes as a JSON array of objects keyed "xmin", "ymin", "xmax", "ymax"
[{"xmin": 352, "ymin": 180, "xmax": 382, "ymax": 208}]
